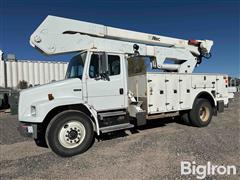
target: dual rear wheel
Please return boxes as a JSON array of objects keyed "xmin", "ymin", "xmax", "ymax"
[{"xmin": 182, "ymin": 98, "xmax": 213, "ymax": 127}]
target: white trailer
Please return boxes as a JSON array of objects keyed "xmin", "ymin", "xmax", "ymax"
[
  {"xmin": 18, "ymin": 16, "xmax": 230, "ymax": 157},
  {"xmin": 0, "ymin": 53, "xmax": 68, "ymax": 89}
]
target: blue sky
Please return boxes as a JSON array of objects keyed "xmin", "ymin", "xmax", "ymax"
[{"xmin": 0, "ymin": 0, "xmax": 239, "ymax": 77}]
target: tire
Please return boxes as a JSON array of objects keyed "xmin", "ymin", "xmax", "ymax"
[
  {"xmin": 45, "ymin": 110, "xmax": 94, "ymax": 157},
  {"xmin": 181, "ymin": 111, "xmax": 191, "ymax": 125},
  {"xmin": 189, "ymin": 98, "xmax": 213, "ymax": 127}
]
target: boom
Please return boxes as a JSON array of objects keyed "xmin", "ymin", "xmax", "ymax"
[{"xmin": 30, "ymin": 15, "xmax": 213, "ymax": 73}]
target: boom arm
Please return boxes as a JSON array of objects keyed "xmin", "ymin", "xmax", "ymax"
[{"xmin": 30, "ymin": 15, "xmax": 213, "ymax": 73}]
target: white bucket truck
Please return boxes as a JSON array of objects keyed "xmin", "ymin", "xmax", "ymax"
[{"xmin": 18, "ymin": 16, "xmax": 229, "ymax": 157}]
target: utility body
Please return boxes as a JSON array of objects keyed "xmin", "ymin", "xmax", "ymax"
[{"xmin": 19, "ymin": 16, "xmax": 229, "ymax": 157}]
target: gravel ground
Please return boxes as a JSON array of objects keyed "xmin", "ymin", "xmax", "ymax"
[{"xmin": 0, "ymin": 94, "xmax": 239, "ymax": 179}]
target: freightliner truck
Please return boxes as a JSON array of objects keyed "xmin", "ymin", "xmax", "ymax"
[{"xmin": 19, "ymin": 16, "xmax": 229, "ymax": 157}]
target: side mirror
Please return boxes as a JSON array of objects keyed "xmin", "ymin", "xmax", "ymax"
[
  {"xmin": 94, "ymin": 52, "xmax": 110, "ymax": 81},
  {"xmin": 101, "ymin": 72, "xmax": 110, "ymax": 81},
  {"xmin": 100, "ymin": 52, "xmax": 108, "ymax": 74},
  {"xmin": 94, "ymin": 72, "xmax": 110, "ymax": 81}
]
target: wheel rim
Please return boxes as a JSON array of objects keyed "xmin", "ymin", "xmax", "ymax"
[
  {"xmin": 199, "ymin": 106, "xmax": 210, "ymax": 122},
  {"xmin": 58, "ymin": 121, "xmax": 86, "ymax": 149}
]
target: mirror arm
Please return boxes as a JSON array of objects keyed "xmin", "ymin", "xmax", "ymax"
[{"xmin": 94, "ymin": 72, "xmax": 110, "ymax": 81}]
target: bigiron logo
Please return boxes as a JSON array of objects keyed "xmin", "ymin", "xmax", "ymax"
[{"xmin": 181, "ymin": 161, "xmax": 237, "ymax": 179}]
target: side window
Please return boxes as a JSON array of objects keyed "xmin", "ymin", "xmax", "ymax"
[
  {"xmin": 89, "ymin": 54, "xmax": 100, "ymax": 78},
  {"xmin": 89, "ymin": 54, "xmax": 121, "ymax": 78},
  {"xmin": 108, "ymin": 55, "xmax": 120, "ymax": 76}
]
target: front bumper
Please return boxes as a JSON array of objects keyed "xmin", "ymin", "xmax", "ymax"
[{"xmin": 18, "ymin": 123, "xmax": 38, "ymax": 139}]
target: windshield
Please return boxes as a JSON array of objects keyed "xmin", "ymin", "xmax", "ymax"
[{"xmin": 66, "ymin": 52, "xmax": 87, "ymax": 79}]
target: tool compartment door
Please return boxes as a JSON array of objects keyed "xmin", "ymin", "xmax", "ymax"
[
  {"xmin": 165, "ymin": 74, "xmax": 179, "ymax": 111},
  {"xmin": 179, "ymin": 75, "xmax": 192, "ymax": 109},
  {"xmin": 216, "ymin": 75, "xmax": 228, "ymax": 98},
  {"xmin": 147, "ymin": 73, "xmax": 166, "ymax": 114},
  {"xmin": 192, "ymin": 75, "xmax": 216, "ymax": 88}
]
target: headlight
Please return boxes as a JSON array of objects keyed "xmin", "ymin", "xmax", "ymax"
[{"xmin": 31, "ymin": 106, "xmax": 36, "ymax": 116}]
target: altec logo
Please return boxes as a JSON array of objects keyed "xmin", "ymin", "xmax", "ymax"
[{"xmin": 181, "ymin": 161, "xmax": 237, "ymax": 179}]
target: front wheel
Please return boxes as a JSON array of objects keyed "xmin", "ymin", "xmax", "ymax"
[
  {"xmin": 189, "ymin": 98, "xmax": 213, "ymax": 127},
  {"xmin": 45, "ymin": 110, "xmax": 94, "ymax": 157}
]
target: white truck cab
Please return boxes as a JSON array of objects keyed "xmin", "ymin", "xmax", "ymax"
[{"xmin": 19, "ymin": 16, "xmax": 229, "ymax": 157}]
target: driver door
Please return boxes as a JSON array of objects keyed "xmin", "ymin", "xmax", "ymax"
[{"xmin": 86, "ymin": 52, "xmax": 126, "ymax": 111}]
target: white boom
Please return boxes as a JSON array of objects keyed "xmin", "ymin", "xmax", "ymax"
[{"xmin": 30, "ymin": 15, "xmax": 213, "ymax": 73}]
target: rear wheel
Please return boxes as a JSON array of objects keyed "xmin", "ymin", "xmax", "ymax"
[
  {"xmin": 189, "ymin": 98, "xmax": 213, "ymax": 127},
  {"xmin": 46, "ymin": 110, "xmax": 94, "ymax": 157}
]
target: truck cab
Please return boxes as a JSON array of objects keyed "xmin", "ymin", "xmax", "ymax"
[{"xmin": 19, "ymin": 50, "xmax": 133, "ymax": 156}]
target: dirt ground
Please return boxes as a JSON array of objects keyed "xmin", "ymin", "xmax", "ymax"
[{"xmin": 0, "ymin": 94, "xmax": 239, "ymax": 179}]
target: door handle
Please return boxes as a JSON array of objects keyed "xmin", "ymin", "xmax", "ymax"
[
  {"xmin": 119, "ymin": 88, "xmax": 124, "ymax": 95},
  {"xmin": 73, "ymin": 89, "xmax": 82, "ymax": 92}
]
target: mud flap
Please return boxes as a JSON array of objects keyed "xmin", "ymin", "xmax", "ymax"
[
  {"xmin": 136, "ymin": 111, "xmax": 146, "ymax": 126},
  {"xmin": 217, "ymin": 100, "xmax": 224, "ymax": 113}
]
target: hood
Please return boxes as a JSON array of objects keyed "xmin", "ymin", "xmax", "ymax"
[{"xmin": 18, "ymin": 78, "xmax": 82, "ymax": 120}]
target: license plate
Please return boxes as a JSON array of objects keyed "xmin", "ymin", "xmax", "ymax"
[{"xmin": 27, "ymin": 126, "xmax": 33, "ymax": 133}]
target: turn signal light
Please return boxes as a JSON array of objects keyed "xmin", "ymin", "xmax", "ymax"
[{"xmin": 48, "ymin": 94, "xmax": 54, "ymax": 101}]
